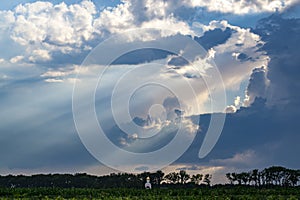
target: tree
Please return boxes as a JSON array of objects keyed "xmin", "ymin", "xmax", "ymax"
[
  {"xmin": 231, "ymin": 173, "xmax": 238, "ymax": 185},
  {"xmin": 225, "ymin": 173, "xmax": 233, "ymax": 184},
  {"xmin": 191, "ymin": 174, "xmax": 203, "ymax": 185},
  {"xmin": 164, "ymin": 172, "xmax": 180, "ymax": 184},
  {"xmin": 152, "ymin": 170, "xmax": 164, "ymax": 185},
  {"xmin": 236, "ymin": 173, "xmax": 243, "ymax": 185},
  {"xmin": 226, "ymin": 166, "xmax": 300, "ymax": 187},
  {"xmin": 268, "ymin": 166, "xmax": 286, "ymax": 185},
  {"xmin": 179, "ymin": 170, "xmax": 190, "ymax": 184},
  {"xmin": 250, "ymin": 169, "xmax": 259, "ymax": 186},
  {"xmin": 203, "ymin": 174, "xmax": 212, "ymax": 186},
  {"xmin": 240, "ymin": 172, "xmax": 250, "ymax": 185},
  {"xmin": 282, "ymin": 169, "xmax": 300, "ymax": 186}
]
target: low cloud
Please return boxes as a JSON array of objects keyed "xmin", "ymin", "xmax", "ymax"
[
  {"xmin": 10, "ymin": 55, "xmax": 24, "ymax": 63},
  {"xmin": 225, "ymin": 105, "xmax": 237, "ymax": 113},
  {"xmin": 210, "ymin": 150, "xmax": 260, "ymax": 168}
]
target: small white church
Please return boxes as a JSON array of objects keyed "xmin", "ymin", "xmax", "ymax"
[{"xmin": 144, "ymin": 177, "xmax": 152, "ymax": 189}]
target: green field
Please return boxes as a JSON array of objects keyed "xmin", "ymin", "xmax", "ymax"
[{"xmin": 0, "ymin": 187, "xmax": 299, "ymax": 200}]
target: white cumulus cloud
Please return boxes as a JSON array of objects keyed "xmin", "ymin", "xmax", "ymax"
[
  {"xmin": 185, "ymin": 0, "xmax": 298, "ymax": 14},
  {"xmin": 10, "ymin": 55, "xmax": 24, "ymax": 63},
  {"xmin": 1, "ymin": 0, "xmax": 98, "ymax": 64}
]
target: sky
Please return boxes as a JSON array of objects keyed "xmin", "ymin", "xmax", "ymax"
[{"xmin": 0, "ymin": 0, "xmax": 300, "ymax": 184}]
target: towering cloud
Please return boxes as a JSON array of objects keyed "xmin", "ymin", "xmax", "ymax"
[
  {"xmin": 244, "ymin": 66, "xmax": 269, "ymax": 106},
  {"xmin": 255, "ymin": 14, "xmax": 300, "ymax": 108}
]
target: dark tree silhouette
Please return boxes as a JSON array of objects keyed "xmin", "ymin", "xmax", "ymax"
[
  {"xmin": 191, "ymin": 174, "xmax": 203, "ymax": 185},
  {"xmin": 225, "ymin": 166, "xmax": 300, "ymax": 187},
  {"xmin": 203, "ymin": 174, "xmax": 212, "ymax": 186},
  {"xmin": 164, "ymin": 172, "xmax": 180, "ymax": 184},
  {"xmin": 179, "ymin": 170, "xmax": 190, "ymax": 184}
]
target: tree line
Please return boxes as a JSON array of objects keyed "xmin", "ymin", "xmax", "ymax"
[
  {"xmin": 0, "ymin": 170, "xmax": 211, "ymax": 189},
  {"xmin": 1, "ymin": 166, "xmax": 299, "ymax": 189},
  {"xmin": 226, "ymin": 166, "xmax": 300, "ymax": 186}
]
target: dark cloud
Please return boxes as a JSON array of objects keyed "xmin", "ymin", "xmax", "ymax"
[
  {"xmin": 245, "ymin": 66, "xmax": 268, "ymax": 104},
  {"xmin": 183, "ymin": 72, "xmax": 199, "ymax": 79},
  {"xmin": 167, "ymin": 56, "xmax": 189, "ymax": 67},
  {"xmin": 237, "ymin": 53, "xmax": 251, "ymax": 62},
  {"xmin": 176, "ymin": 14, "xmax": 300, "ymax": 171},
  {"xmin": 174, "ymin": 109, "xmax": 184, "ymax": 117},
  {"xmin": 134, "ymin": 166, "xmax": 149, "ymax": 171},
  {"xmin": 112, "ymin": 48, "xmax": 174, "ymax": 65},
  {"xmin": 132, "ymin": 115, "xmax": 152, "ymax": 127},
  {"xmin": 162, "ymin": 96, "xmax": 181, "ymax": 120},
  {"xmin": 282, "ymin": 2, "xmax": 300, "ymax": 18},
  {"xmin": 178, "ymin": 96, "xmax": 300, "ymax": 169},
  {"xmin": 110, "ymin": 27, "xmax": 235, "ymax": 66},
  {"xmin": 194, "ymin": 28, "xmax": 233, "ymax": 50},
  {"xmin": 254, "ymin": 14, "xmax": 300, "ymax": 107}
]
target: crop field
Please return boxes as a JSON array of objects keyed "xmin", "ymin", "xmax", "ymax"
[{"xmin": 0, "ymin": 187, "xmax": 299, "ymax": 200}]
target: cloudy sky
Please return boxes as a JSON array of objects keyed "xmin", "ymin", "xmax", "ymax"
[{"xmin": 0, "ymin": 0, "xmax": 300, "ymax": 183}]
